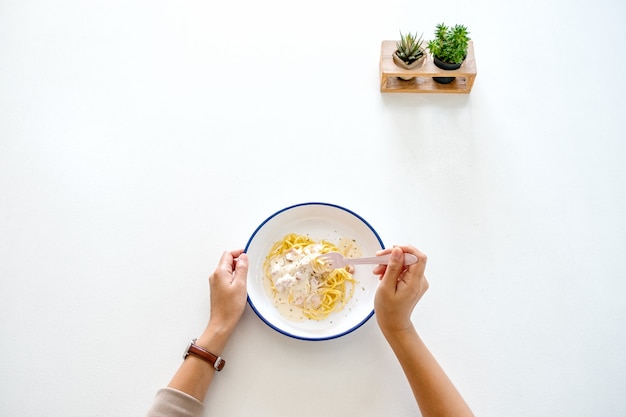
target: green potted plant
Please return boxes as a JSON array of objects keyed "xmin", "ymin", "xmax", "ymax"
[
  {"xmin": 393, "ymin": 31, "xmax": 426, "ymax": 80},
  {"xmin": 427, "ymin": 23, "xmax": 470, "ymax": 84}
]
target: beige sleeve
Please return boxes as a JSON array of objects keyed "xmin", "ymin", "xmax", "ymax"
[{"xmin": 145, "ymin": 387, "xmax": 204, "ymax": 417}]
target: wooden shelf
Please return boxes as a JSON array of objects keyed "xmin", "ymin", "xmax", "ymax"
[{"xmin": 380, "ymin": 40, "xmax": 477, "ymax": 94}]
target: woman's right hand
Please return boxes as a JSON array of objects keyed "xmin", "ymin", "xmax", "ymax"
[{"xmin": 373, "ymin": 245, "xmax": 429, "ymax": 334}]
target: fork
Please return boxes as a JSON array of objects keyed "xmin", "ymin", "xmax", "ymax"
[{"xmin": 318, "ymin": 252, "xmax": 418, "ymax": 269}]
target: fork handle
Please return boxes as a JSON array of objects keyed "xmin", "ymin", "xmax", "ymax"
[{"xmin": 350, "ymin": 253, "xmax": 418, "ymax": 266}]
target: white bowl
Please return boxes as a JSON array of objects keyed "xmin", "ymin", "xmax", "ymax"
[{"xmin": 244, "ymin": 202, "xmax": 385, "ymax": 341}]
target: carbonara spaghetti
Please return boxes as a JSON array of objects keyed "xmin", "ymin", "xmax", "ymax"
[{"xmin": 263, "ymin": 233, "xmax": 358, "ymax": 321}]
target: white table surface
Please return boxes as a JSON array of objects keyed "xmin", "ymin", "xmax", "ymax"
[{"xmin": 1, "ymin": 1, "xmax": 625, "ymax": 416}]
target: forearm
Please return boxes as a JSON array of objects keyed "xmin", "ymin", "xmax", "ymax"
[
  {"xmin": 167, "ymin": 323, "xmax": 233, "ymax": 402},
  {"xmin": 383, "ymin": 326, "xmax": 474, "ymax": 417}
]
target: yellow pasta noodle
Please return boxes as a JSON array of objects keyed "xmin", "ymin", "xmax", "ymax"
[{"xmin": 263, "ymin": 233, "xmax": 357, "ymax": 321}]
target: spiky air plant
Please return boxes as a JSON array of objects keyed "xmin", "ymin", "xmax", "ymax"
[{"xmin": 395, "ymin": 31, "xmax": 425, "ymax": 64}]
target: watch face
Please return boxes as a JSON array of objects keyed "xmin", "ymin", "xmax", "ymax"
[{"xmin": 183, "ymin": 341, "xmax": 193, "ymax": 359}]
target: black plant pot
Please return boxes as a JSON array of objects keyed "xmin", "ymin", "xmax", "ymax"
[{"xmin": 432, "ymin": 56, "xmax": 462, "ymax": 84}]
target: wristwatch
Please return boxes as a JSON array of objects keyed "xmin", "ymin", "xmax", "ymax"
[{"xmin": 183, "ymin": 339, "xmax": 225, "ymax": 371}]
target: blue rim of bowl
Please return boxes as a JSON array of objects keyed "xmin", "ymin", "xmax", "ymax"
[{"xmin": 244, "ymin": 202, "xmax": 385, "ymax": 341}]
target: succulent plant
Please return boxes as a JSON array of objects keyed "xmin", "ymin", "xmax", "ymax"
[
  {"xmin": 427, "ymin": 23, "xmax": 470, "ymax": 65},
  {"xmin": 395, "ymin": 31, "xmax": 425, "ymax": 65}
]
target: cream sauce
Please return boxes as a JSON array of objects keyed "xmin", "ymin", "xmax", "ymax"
[{"xmin": 263, "ymin": 237, "xmax": 361, "ymax": 322}]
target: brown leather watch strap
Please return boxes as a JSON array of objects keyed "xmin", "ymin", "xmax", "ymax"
[{"xmin": 183, "ymin": 339, "xmax": 226, "ymax": 371}]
